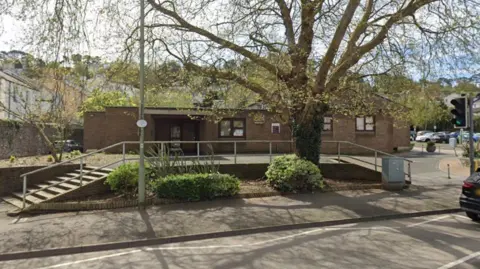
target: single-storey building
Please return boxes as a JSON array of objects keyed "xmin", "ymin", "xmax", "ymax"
[{"xmin": 83, "ymin": 103, "xmax": 410, "ymax": 155}]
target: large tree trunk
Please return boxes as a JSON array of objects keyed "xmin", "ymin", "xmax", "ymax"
[{"xmin": 292, "ymin": 104, "xmax": 326, "ymax": 164}]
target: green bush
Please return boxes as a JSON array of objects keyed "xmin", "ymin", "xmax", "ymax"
[
  {"xmin": 152, "ymin": 173, "xmax": 240, "ymax": 201},
  {"xmin": 146, "ymin": 145, "xmax": 219, "ymax": 178},
  {"xmin": 266, "ymin": 154, "xmax": 324, "ymax": 192},
  {"xmin": 70, "ymin": 150, "xmax": 82, "ymax": 157},
  {"xmin": 9, "ymin": 155, "xmax": 15, "ymax": 163},
  {"xmin": 105, "ymin": 163, "xmax": 139, "ymax": 196}
]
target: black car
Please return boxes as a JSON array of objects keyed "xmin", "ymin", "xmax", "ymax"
[
  {"xmin": 52, "ymin": 140, "xmax": 84, "ymax": 153},
  {"xmin": 434, "ymin": 132, "xmax": 450, "ymax": 143},
  {"xmin": 460, "ymin": 172, "xmax": 480, "ymax": 221}
]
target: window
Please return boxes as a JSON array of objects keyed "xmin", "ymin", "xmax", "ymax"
[
  {"xmin": 323, "ymin": 116, "xmax": 333, "ymax": 131},
  {"xmin": 356, "ymin": 116, "xmax": 375, "ymax": 131},
  {"xmin": 219, "ymin": 119, "xmax": 246, "ymax": 137},
  {"xmin": 272, "ymin": 123, "xmax": 280, "ymax": 134}
]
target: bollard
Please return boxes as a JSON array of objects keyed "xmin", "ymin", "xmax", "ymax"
[
  {"xmin": 421, "ymin": 144, "xmax": 424, "ymax": 153},
  {"xmin": 438, "ymin": 144, "xmax": 441, "ymax": 153},
  {"xmin": 447, "ymin": 164, "xmax": 451, "ymax": 179}
]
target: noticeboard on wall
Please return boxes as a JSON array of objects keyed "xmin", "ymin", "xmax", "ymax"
[{"xmin": 271, "ymin": 123, "xmax": 280, "ymax": 134}]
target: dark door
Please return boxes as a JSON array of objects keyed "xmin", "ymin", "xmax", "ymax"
[
  {"xmin": 182, "ymin": 122, "xmax": 197, "ymax": 154},
  {"xmin": 170, "ymin": 124, "xmax": 182, "ymax": 151}
]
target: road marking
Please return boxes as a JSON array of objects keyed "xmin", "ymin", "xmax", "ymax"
[
  {"xmin": 437, "ymin": 251, "xmax": 480, "ymax": 269},
  {"xmin": 37, "ymin": 249, "xmax": 141, "ymax": 269},
  {"xmin": 454, "ymin": 214, "xmax": 473, "ymax": 220},
  {"xmin": 31, "ymin": 214, "xmax": 458, "ymax": 268},
  {"xmin": 407, "ymin": 215, "xmax": 451, "ymax": 228},
  {"xmin": 35, "ymin": 225, "xmax": 399, "ymax": 268}
]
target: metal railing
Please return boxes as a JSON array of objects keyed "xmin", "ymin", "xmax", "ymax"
[
  {"xmin": 324, "ymin": 140, "xmax": 413, "ymax": 182},
  {"xmin": 19, "ymin": 139, "xmax": 412, "ymax": 209}
]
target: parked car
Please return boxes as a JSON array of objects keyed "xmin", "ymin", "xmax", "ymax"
[
  {"xmin": 460, "ymin": 172, "xmax": 480, "ymax": 221},
  {"xmin": 433, "ymin": 132, "xmax": 450, "ymax": 143},
  {"xmin": 417, "ymin": 130, "xmax": 433, "ymax": 137},
  {"xmin": 415, "ymin": 132, "xmax": 436, "ymax": 142},
  {"xmin": 51, "ymin": 140, "xmax": 84, "ymax": 153},
  {"xmin": 461, "ymin": 133, "xmax": 480, "ymax": 143},
  {"xmin": 449, "ymin": 131, "xmax": 459, "ymax": 138}
]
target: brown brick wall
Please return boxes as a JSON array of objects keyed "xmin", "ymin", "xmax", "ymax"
[
  {"xmin": 84, "ymin": 112, "xmax": 106, "ymax": 150},
  {"xmin": 0, "ymin": 164, "xmax": 80, "ymax": 196},
  {"xmin": 201, "ymin": 111, "xmax": 293, "ymax": 154},
  {"xmin": 83, "ymin": 107, "xmax": 409, "ymax": 156}
]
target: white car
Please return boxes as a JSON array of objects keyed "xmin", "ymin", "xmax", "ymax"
[{"xmin": 415, "ymin": 132, "xmax": 437, "ymax": 142}]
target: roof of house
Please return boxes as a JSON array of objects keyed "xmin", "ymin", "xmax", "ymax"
[{"xmin": 0, "ymin": 70, "xmax": 31, "ymax": 88}]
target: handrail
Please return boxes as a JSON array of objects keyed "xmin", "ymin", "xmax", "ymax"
[
  {"xmin": 20, "ymin": 141, "xmax": 125, "ymax": 178},
  {"xmin": 323, "ymin": 140, "xmax": 413, "ymax": 163},
  {"xmin": 19, "ymin": 139, "xmax": 412, "ymax": 209}
]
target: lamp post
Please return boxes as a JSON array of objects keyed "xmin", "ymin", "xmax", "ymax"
[{"xmin": 138, "ymin": 0, "xmax": 146, "ymax": 206}]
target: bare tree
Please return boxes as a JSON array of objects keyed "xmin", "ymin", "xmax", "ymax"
[{"xmin": 4, "ymin": 0, "xmax": 480, "ymax": 163}]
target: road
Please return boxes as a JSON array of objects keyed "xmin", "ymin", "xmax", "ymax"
[{"xmin": 0, "ymin": 213, "xmax": 479, "ymax": 269}]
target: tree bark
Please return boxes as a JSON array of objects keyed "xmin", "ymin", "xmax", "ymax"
[{"xmin": 292, "ymin": 103, "xmax": 327, "ymax": 164}]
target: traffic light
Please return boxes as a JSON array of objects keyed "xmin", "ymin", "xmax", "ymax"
[{"xmin": 450, "ymin": 97, "xmax": 468, "ymax": 128}]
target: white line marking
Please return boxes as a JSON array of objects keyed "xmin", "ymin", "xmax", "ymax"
[
  {"xmin": 36, "ymin": 226, "xmax": 398, "ymax": 268},
  {"xmin": 437, "ymin": 251, "xmax": 480, "ymax": 269},
  {"xmin": 407, "ymin": 215, "xmax": 451, "ymax": 228},
  {"xmin": 34, "ymin": 214, "xmax": 458, "ymax": 269},
  {"xmin": 36, "ymin": 249, "xmax": 141, "ymax": 269},
  {"xmin": 454, "ymin": 214, "xmax": 473, "ymax": 220}
]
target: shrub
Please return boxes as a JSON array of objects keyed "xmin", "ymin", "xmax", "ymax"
[
  {"xmin": 70, "ymin": 150, "xmax": 82, "ymax": 157},
  {"xmin": 152, "ymin": 173, "xmax": 240, "ymax": 201},
  {"xmin": 462, "ymin": 142, "xmax": 480, "ymax": 158},
  {"xmin": 47, "ymin": 155, "xmax": 54, "ymax": 162},
  {"xmin": 9, "ymin": 155, "xmax": 15, "ymax": 163},
  {"xmin": 146, "ymin": 145, "xmax": 219, "ymax": 178},
  {"xmin": 105, "ymin": 163, "xmax": 139, "ymax": 196},
  {"xmin": 266, "ymin": 154, "xmax": 323, "ymax": 192}
]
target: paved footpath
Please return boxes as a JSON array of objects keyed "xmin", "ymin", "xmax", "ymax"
[{"xmin": 0, "ymin": 181, "xmax": 462, "ymax": 255}]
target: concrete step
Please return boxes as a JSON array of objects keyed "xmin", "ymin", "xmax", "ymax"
[
  {"xmin": 84, "ymin": 166, "xmax": 113, "ymax": 173},
  {"xmin": 23, "ymin": 194, "xmax": 46, "ymax": 204},
  {"xmin": 65, "ymin": 173, "xmax": 99, "ymax": 181},
  {"xmin": 2, "ymin": 196, "xmax": 29, "ymax": 208},
  {"xmin": 56, "ymin": 177, "xmax": 83, "ymax": 186},
  {"xmin": 35, "ymin": 184, "xmax": 67, "ymax": 194},
  {"xmin": 47, "ymin": 180, "xmax": 78, "ymax": 190},
  {"xmin": 75, "ymin": 170, "xmax": 109, "ymax": 178},
  {"xmin": 12, "ymin": 190, "xmax": 56, "ymax": 201}
]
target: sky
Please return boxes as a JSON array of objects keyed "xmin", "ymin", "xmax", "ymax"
[{"xmin": 0, "ymin": 15, "xmax": 23, "ymax": 51}]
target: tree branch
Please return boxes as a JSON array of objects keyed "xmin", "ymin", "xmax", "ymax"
[
  {"xmin": 147, "ymin": 0, "xmax": 288, "ymax": 79},
  {"xmin": 274, "ymin": 0, "xmax": 296, "ymax": 50},
  {"xmin": 314, "ymin": 0, "xmax": 360, "ymax": 92}
]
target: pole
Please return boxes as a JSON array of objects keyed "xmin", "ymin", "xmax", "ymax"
[
  {"xmin": 469, "ymin": 97, "xmax": 475, "ymax": 175},
  {"xmin": 138, "ymin": 0, "xmax": 146, "ymax": 206},
  {"xmin": 447, "ymin": 164, "xmax": 451, "ymax": 179},
  {"xmin": 22, "ymin": 176, "xmax": 26, "ymax": 209}
]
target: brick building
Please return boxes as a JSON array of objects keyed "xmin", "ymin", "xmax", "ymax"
[{"xmin": 83, "ymin": 104, "xmax": 410, "ymax": 155}]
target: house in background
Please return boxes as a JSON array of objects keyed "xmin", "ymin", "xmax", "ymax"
[
  {"xmin": 0, "ymin": 70, "xmax": 54, "ymax": 120},
  {"xmin": 83, "ymin": 99, "xmax": 410, "ymax": 155}
]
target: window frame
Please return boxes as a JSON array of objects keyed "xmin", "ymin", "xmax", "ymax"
[
  {"xmin": 218, "ymin": 118, "xmax": 246, "ymax": 138},
  {"xmin": 355, "ymin": 116, "xmax": 376, "ymax": 132},
  {"xmin": 323, "ymin": 116, "xmax": 333, "ymax": 132}
]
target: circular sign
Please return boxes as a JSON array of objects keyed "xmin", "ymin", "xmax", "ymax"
[{"xmin": 136, "ymin": 119, "xmax": 147, "ymax": 128}]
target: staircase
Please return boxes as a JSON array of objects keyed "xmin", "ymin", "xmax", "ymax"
[{"xmin": 2, "ymin": 166, "xmax": 113, "ymax": 209}]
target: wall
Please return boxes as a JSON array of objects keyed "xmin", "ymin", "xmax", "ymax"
[
  {"xmin": 319, "ymin": 163, "xmax": 381, "ymax": 181},
  {"xmin": 0, "ymin": 121, "xmax": 84, "ymax": 159},
  {"xmin": 201, "ymin": 111, "xmax": 293, "ymax": 154},
  {"xmin": 83, "ymin": 107, "xmax": 409, "ymax": 155},
  {"xmin": 0, "ymin": 164, "xmax": 80, "ymax": 196}
]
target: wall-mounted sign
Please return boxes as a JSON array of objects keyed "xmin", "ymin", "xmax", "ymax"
[
  {"xmin": 272, "ymin": 123, "xmax": 280, "ymax": 134},
  {"xmin": 253, "ymin": 112, "xmax": 265, "ymax": 124}
]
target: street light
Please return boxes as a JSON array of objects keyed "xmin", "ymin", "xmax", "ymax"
[{"xmin": 138, "ymin": 0, "xmax": 146, "ymax": 206}]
